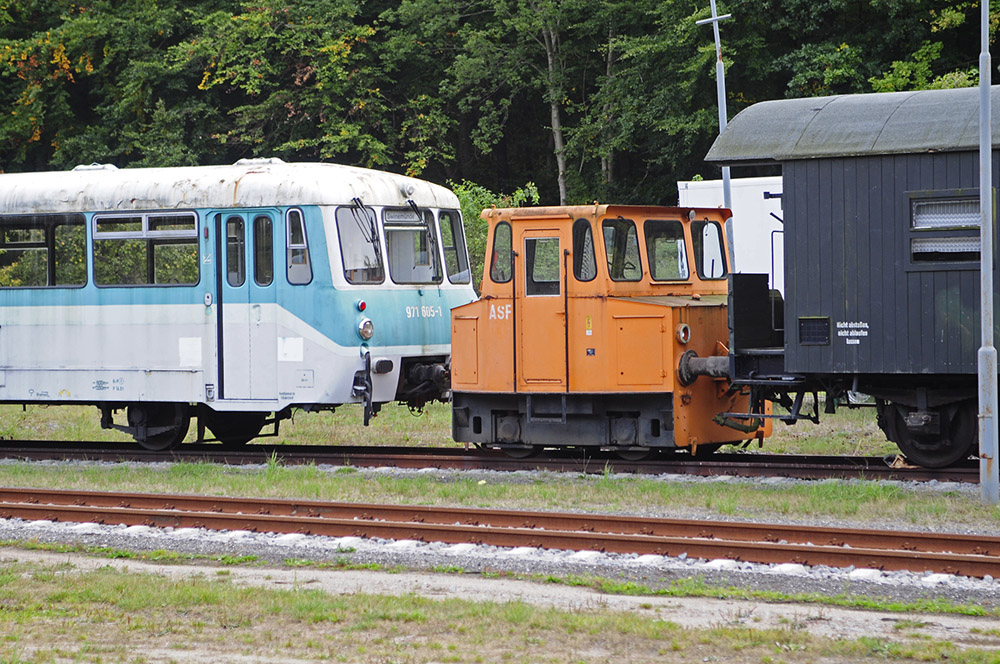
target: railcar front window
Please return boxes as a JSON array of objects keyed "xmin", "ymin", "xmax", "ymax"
[
  {"xmin": 602, "ymin": 217, "xmax": 642, "ymax": 281},
  {"xmin": 336, "ymin": 205, "xmax": 384, "ymax": 284},
  {"xmin": 384, "ymin": 207, "xmax": 442, "ymax": 284},
  {"xmin": 644, "ymin": 220, "xmax": 689, "ymax": 281},
  {"xmin": 93, "ymin": 211, "xmax": 199, "ymax": 286},
  {"xmin": 286, "ymin": 208, "xmax": 312, "ymax": 285},
  {"xmin": 0, "ymin": 214, "xmax": 86, "ymax": 288},
  {"xmin": 439, "ymin": 210, "xmax": 471, "ymax": 284},
  {"xmin": 490, "ymin": 222, "xmax": 512, "ymax": 284}
]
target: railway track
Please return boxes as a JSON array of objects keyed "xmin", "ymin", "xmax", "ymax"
[
  {"xmin": 0, "ymin": 487, "xmax": 997, "ymax": 578},
  {"xmin": 0, "ymin": 440, "xmax": 980, "ymax": 482}
]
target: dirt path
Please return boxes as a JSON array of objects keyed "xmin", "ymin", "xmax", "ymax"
[{"xmin": 5, "ymin": 548, "xmax": 999, "ymax": 651}]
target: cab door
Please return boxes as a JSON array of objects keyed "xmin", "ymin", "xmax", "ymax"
[
  {"xmin": 216, "ymin": 211, "xmax": 278, "ymax": 401},
  {"xmin": 515, "ymin": 227, "xmax": 567, "ymax": 390}
]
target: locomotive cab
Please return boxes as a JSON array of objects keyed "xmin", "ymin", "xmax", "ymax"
[{"xmin": 451, "ymin": 204, "xmax": 768, "ymax": 457}]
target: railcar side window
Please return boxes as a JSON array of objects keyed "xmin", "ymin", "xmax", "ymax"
[
  {"xmin": 336, "ymin": 205, "xmax": 384, "ymax": 284},
  {"xmin": 286, "ymin": 208, "xmax": 312, "ymax": 284},
  {"xmin": 93, "ymin": 212, "xmax": 199, "ymax": 286},
  {"xmin": 490, "ymin": 222, "xmax": 512, "ymax": 284},
  {"xmin": 691, "ymin": 219, "xmax": 727, "ymax": 279},
  {"xmin": 226, "ymin": 217, "xmax": 245, "ymax": 287},
  {"xmin": 0, "ymin": 214, "xmax": 86, "ymax": 288},
  {"xmin": 602, "ymin": 217, "xmax": 642, "ymax": 281},
  {"xmin": 254, "ymin": 215, "xmax": 273, "ymax": 287},
  {"xmin": 384, "ymin": 207, "xmax": 442, "ymax": 284},
  {"xmin": 572, "ymin": 218, "xmax": 597, "ymax": 282},
  {"xmin": 644, "ymin": 220, "xmax": 689, "ymax": 281},
  {"xmin": 910, "ymin": 197, "xmax": 980, "ymax": 263},
  {"xmin": 525, "ymin": 237, "xmax": 560, "ymax": 296},
  {"xmin": 439, "ymin": 210, "xmax": 471, "ymax": 284}
]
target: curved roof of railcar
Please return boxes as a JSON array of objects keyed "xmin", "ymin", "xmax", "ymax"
[
  {"xmin": 0, "ymin": 159, "xmax": 458, "ymax": 214},
  {"xmin": 706, "ymin": 85, "xmax": 1000, "ymax": 165}
]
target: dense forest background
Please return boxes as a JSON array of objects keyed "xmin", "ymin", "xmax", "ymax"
[{"xmin": 0, "ymin": 0, "xmax": 993, "ymax": 206}]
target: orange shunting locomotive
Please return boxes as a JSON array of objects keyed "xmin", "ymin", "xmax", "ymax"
[{"xmin": 450, "ymin": 204, "xmax": 768, "ymax": 458}]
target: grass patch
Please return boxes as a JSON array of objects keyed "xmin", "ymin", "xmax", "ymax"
[
  {"xmin": 0, "ymin": 560, "xmax": 998, "ymax": 663},
  {"xmin": 538, "ymin": 573, "xmax": 999, "ymax": 618}
]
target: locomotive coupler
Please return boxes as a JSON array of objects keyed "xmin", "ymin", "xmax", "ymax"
[
  {"xmin": 352, "ymin": 350, "xmax": 377, "ymax": 425},
  {"xmin": 677, "ymin": 349, "xmax": 730, "ymax": 386}
]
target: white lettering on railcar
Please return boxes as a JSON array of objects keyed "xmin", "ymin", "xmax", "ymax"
[
  {"xmin": 836, "ymin": 320, "xmax": 869, "ymax": 346},
  {"xmin": 489, "ymin": 304, "xmax": 513, "ymax": 321},
  {"xmin": 406, "ymin": 305, "xmax": 445, "ymax": 319}
]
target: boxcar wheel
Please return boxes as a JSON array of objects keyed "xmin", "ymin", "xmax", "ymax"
[
  {"xmin": 882, "ymin": 400, "xmax": 976, "ymax": 468},
  {"xmin": 204, "ymin": 412, "xmax": 268, "ymax": 447},
  {"xmin": 128, "ymin": 403, "xmax": 189, "ymax": 451}
]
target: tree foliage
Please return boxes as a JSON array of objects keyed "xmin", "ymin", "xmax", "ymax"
[{"xmin": 0, "ymin": 0, "xmax": 993, "ymax": 206}]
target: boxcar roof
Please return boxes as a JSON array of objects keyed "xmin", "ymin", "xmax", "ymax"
[
  {"xmin": 0, "ymin": 159, "xmax": 459, "ymax": 214},
  {"xmin": 705, "ymin": 86, "xmax": 1000, "ymax": 165}
]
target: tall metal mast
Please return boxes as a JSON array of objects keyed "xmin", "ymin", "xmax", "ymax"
[
  {"xmin": 696, "ymin": 1, "xmax": 734, "ymax": 269},
  {"xmin": 979, "ymin": 0, "xmax": 998, "ymax": 504}
]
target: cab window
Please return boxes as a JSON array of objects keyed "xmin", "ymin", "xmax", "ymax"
[
  {"xmin": 644, "ymin": 219, "xmax": 689, "ymax": 281},
  {"xmin": 524, "ymin": 236, "xmax": 560, "ymax": 296},
  {"xmin": 439, "ymin": 210, "xmax": 471, "ymax": 284},
  {"xmin": 384, "ymin": 207, "xmax": 442, "ymax": 284},
  {"xmin": 572, "ymin": 219, "xmax": 596, "ymax": 282},
  {"xmin": 336, "ymin": 205, "xmax": 384, "ymax": 284},
  {"xmin": 602, "ymin": 217, "xmax": 641, "ymax": 281},
  {"xmin": 691, "ymin": 219, "xmax": 727, "ymax": 279},
  {"xmin": 489, "ymin": 222, "xmax": 512, "ymax": 284}
]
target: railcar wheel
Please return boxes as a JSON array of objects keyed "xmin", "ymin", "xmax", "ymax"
[
  {"xmin": 204, "ymin": 411, "xmax": 268, "ymax": 447},
  {"xmin": 882, "ymin": 400, "xmax": 976, "ymax": 468},
  {"xmin": 616, "ymin": 447, "xmax": 651, "ymax": 461},
  {"xmin": 497, "ymin": 444, "xmax": 539, "ymax": 459},
  {"xmin": 128, "ymin": 403, "xmax": 189, "ymax": 451}
]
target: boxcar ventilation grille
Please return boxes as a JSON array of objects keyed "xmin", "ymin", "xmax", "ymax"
[{"xmin": 798, "ymin": 317, "xmax": 830, "ymax": 346}]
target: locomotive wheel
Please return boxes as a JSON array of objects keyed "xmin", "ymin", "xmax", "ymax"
[
  {"xmin": 882, "ymin": 400, "xmax": 977, "ymax": 468},
  {"xmin": 128, "ymin": 403, "xmax": 190, "ymax": 451},
  {"xmin": 204, "ymin": 411, "xmax": 268, "ymax": 447}
]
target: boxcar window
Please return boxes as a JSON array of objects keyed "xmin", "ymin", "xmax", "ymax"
[
  {"xmin": 603, "ymin": 217, "xmax": 642, "ymax": 281},
  {"xmin": 525, "ymin": 237, "xmax": 560, "ymax": 296},
  {"xmin": 910, "ymin": 197, "xmax": 980, "ymax": 263},
  {"xmin": 439, "ymin": 210, "xmax": 471, "ymax": 284},
  {"xmin": 286, "ymin": 208, "xmax": 312, "ymax": 285},
  {"xmin": 226, "ymin": 216, "xmax": 245, "ymax": 287},
  {"xmin": 490, "ymin": 222, "xmax": 512, "ymax": 284},
  {"xmin": 336, "ymin": 205, "xmax": 384, "ymax": 284},
  {"xmin": 691, "ymin": 219, "xmax": 727, "ymax": 279},
  {"xmin": 384, "ymin": 207, "xmax": 442, "ymax": 284},
  {"xmin": 254, "ymin": 215, "xmax": 273, "ymax": 287},
  {"xmin": 644, "ymin": 220, "xmax": 689, "ymax": 281},
  {"xmin": 93, "ymin": 211, "xmax": 199, "ymax": 286},
  {"xmin": 0, "ymin": 214, "xmax": 86, "ymax": 288},
  {"xmin": 572, "ymin": 218, "xmax": 597, "ymax": 282}
]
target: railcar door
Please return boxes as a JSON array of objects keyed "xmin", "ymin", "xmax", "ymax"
[
  {"xmin": 515, "ymin": 227, "xmax": 567, "ymax": 390},
  {"xmin": 215, "ymin": 211, "xmax": 278, "ymax": 401}
]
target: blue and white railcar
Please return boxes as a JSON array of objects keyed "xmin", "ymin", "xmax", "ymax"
[{"xmin": 0, "ymin": 159, "xmax": 476, "ymax": 448}]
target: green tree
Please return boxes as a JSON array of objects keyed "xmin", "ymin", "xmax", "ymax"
[{"xmin": 450, "ymin": 179, "xmax": 539, "ymax": 292}]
